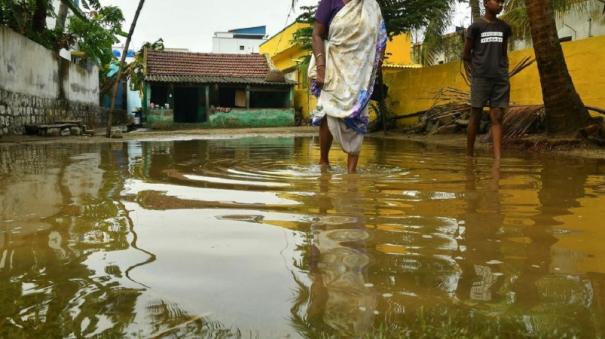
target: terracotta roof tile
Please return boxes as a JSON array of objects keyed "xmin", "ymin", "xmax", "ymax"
[{"xmin": 145, "ymin": 50, "xmax": 273, "ymax": 83}]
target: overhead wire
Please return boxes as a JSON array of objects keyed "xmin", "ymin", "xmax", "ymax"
[{"xmin": 273, "ymin": 0, "xmax": 299, "ymax": 54}]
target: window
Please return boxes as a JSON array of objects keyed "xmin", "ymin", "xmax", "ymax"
[
  {"xmin": 239, "ymin": 45, "xmax": 245, "ymax": 51},
  {"xmin": 559, "ymin": 36, "xmax": 572, "ymax": 43}
]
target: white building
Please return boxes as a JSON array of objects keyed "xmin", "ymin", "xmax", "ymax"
[
  {"xmin": 419, "ymin": 0, "xmax": 605, "ymax": 65},
  {"xmin": 511, "ymin": 0, "xmax": 605, "ymax": 50},
  {"xmin": 212, "ymin": 26, "xmax": 268, "ymax": 54}
]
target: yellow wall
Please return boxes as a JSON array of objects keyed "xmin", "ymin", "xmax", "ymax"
[
  {"xmin": 262, "ymin": 22, "xmax": 414, "ymax": 70},
  {"xmin": 294, "ymin": 89, "xmax": 316, "ymax": 118},
  {"xmin": 384, "ymin": 33, "xmax": 413, "ymax": 65},
  {"xmin": 260, "ymin": 22, "xmax": 310, "ymax": 71},
  {"xmin": 384, "ymin": 35, "xmax": 605, "ymax": 126}
]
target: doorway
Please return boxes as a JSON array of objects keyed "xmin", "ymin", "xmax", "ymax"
[{"xmin": 174, "ymin": 87, "xmax": 199, "ymax": 123}]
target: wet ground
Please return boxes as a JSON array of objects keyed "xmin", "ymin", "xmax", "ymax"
[{"xmin": 1, "ymin": 136, "xmax": 605, "ymax": 338}]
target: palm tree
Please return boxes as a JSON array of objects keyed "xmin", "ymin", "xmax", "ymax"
[
  {"xmin": 524, "ymin": 0, "xmax": 592, "ymax": 135},
  {"xmin": 32, "ymin": 0, "xmax": 48, "ymax": 33},
  {"xmin": 470, "ymin": 0, "xmax": 481, "ymax": 22},
  {"xmin": 106, "ymin": 0, "xmax": 146, "ymax": 138}
]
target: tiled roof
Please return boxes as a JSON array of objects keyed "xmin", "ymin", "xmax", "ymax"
[{"xmin": 145, "ymin": 50, "xmax": 285, "ymax": 84}]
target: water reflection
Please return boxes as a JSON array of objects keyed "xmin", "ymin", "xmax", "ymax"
[
  {"xmin": 1, "ymin": 138, "xmax": 605, "ymax": 337},
  {"xmin": 305, "ymin": 174, "xmax": 376, "ymax": 337},
  {"xmin": 456, "ymin": 159, "xmax": 504, "ymax": 303},
  {"xmin": 0, "ymin": 144, "xmax": 141, "ymax": 337}
]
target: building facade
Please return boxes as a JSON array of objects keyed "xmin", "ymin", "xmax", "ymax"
[
  {"xmin": 212, "ymin": 26, "xmax": 268, "ymax": 54},
  {"xmin": 143, "ymin": 50, "xmax": 295, "ymax": 128}
]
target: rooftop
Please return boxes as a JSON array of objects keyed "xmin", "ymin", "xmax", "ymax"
[{"xmin": 145, "ymin": 50, "xmax": 290, "ymax": 85}]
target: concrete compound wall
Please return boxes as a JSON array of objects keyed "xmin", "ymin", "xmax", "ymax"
[
  {"xmin": 143, "ymin": 108, "xmax": 295, "ymax": 129},
  {"xmin": 384, "ymin": 34, "xmax": 605, "ymax": 127},
  {"xmin": 0, "ymin": 26, "xmax": 100, "ymax": 135}
]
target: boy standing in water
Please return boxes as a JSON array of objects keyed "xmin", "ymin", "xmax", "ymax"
[{"xmin": 463, "ymin": 0, "xmax": 512, "ymax": 160}]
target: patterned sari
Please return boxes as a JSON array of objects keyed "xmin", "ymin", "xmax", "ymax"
[{"xmin": 308, "ymin": 0, "xmax": 387, "ymax": 135}]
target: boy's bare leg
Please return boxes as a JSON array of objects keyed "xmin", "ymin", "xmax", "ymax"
[
  {"xmin": 490, "ymin": 107, "xmax": 504, "ymax": 160},
  {"xmin": 347, "ymin": 154, "xmax": 359, "ymax": 174},
  {"xmin": 319, "ymin": 116, "xmax": 333, "ymax": 167},
  {"xmin": 467, "ymin": 108, "xmax": 483, "ymax": 157}
]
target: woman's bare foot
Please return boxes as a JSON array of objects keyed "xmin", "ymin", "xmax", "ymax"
[{"xmin": 347, "ymin": 154, "xmax": 359, "ymax": 174}]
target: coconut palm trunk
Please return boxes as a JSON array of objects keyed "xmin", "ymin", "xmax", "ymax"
[
  {"xmin": 32, "ymin": 0, "xmax": 48, "ymax": 33},
  {"xmin": 55, "ymin": 1, "xmax": 69, "ymax": 103},
  {"xmin": 470, "ymin": 0, "xmax": 481, "ymax": 23},
  {"xmin": 524, "ymin": 0, "xmax": 591, "ymax": 135},
  {"xmin": 106, "ymin": 0, "xmax": 145, "ymax": 138},
  {"xmin": 55, "ymin": 1, "xmax": 69, "ymax": 32}
]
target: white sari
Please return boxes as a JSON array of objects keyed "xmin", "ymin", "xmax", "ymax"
[{"xmin": 308, "ymin": 0, "xmax": 387, "ymax": 136}]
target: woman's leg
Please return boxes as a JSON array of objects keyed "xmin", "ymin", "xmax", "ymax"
[
  {"xmin": 320, "ymin": 116, "xmax": 333, "ymax": 167},
  {"xmin": 347, "ymin": 153, "xmax": 359, "ymax": 174}
]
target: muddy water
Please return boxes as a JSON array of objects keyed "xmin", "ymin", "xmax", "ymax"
[{"xmin": 1, "ymin": 137, "xmax": 605, "ymax": 338}]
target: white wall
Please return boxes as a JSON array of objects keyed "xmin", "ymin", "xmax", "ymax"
[
  {"xmin": 0, "ymin": 27, "xmax": 59, "ymax": 98},
  {"xmin": 127, "ymin": 79, "xmax": 143, "ymax": 115},
  {"xmin": 65, "ymin": 63, "xmax": 99, "ymax": 104},
  {"xmin": 212, "ymin": 36, "xmax": 267, "ymax": 54},
  {"xmin": 0, "ymin": 26, "xmax": 99, "ymax": 105}
]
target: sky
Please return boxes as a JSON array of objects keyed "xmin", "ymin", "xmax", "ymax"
[{"xmin": 101, "ymin": 0, "xmax": 471, "ymax": 52}]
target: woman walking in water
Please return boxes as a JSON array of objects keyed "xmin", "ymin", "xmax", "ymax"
[{"xmin": 309, "ymin": 0, "xmax": 387, "ymax": 173}]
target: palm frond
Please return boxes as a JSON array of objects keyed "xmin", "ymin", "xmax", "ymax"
[{"xmin": 415, "ymin": 0, "xmax": 459, "ymax": 66}]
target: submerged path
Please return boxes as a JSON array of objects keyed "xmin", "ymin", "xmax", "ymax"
[{"xmin": 1, "ymin": 136, "xmax": 604, "ymax": 337}]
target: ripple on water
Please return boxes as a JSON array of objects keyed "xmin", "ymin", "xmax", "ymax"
[
  {"xmin": 2, "ymin": 137, "xmax": 604, "ymax": 338},
  {"xmin": 123, "ymin": 179, "xmax": 301, "ymax": 207}
]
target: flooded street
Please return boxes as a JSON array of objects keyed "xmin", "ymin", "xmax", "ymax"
[{"xmin": 1, "ymin": 136, "xmax": 605, "ymax": 338}]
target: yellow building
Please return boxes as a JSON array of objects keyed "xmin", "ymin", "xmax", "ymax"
[
  {"xmin": 260, "ymin": 22, "xmax": 315, "ymax": 120},
  {"xmin": 260, "ymin": 22, "xmax": 417, "ymax": 121}
]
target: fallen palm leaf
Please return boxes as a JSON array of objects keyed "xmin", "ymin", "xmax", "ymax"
[
  {"xmin": 502, "ymin": 105, "xmax": 544, "ymax": 140},
  {"xmin": 417, "ymin": 57, "xmax": 538, "ymax": 136}
]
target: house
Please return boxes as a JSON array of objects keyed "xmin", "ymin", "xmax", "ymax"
[
  {"xmin": 212, "ymin": 26, "xmax": 268, "ymax": 54},
  {"xmin": 143, "ymin": 50, "xmax": 295, "ymax": 128},
  {"xmin": 100, "ymin": 46, "xmax": 142, "ymax": 120},
  {"xmin": 259, "ymin": 22, "xmax": 419, "ymax": 121}
]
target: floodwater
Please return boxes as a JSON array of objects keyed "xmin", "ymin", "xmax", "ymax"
[{"xmin": 1, "ymin": 136, "xmax": 605, "ymax": 338}]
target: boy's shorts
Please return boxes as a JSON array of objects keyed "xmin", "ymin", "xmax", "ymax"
[{"xmin": 471, "ymin": 77, "xmax": 510, "ymax": 109}]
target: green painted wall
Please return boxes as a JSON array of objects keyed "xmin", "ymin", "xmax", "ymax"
[
  {"xmin": 146, "ymin": 109, "xmax": 174, "ymax": 128},
  {"xmin": 143, "ymin": 84, "xmax": 150, "ymax": 110},
  {"xmin": 208, "ymin": 108, "xmax": 294, "ymax": 128}
]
